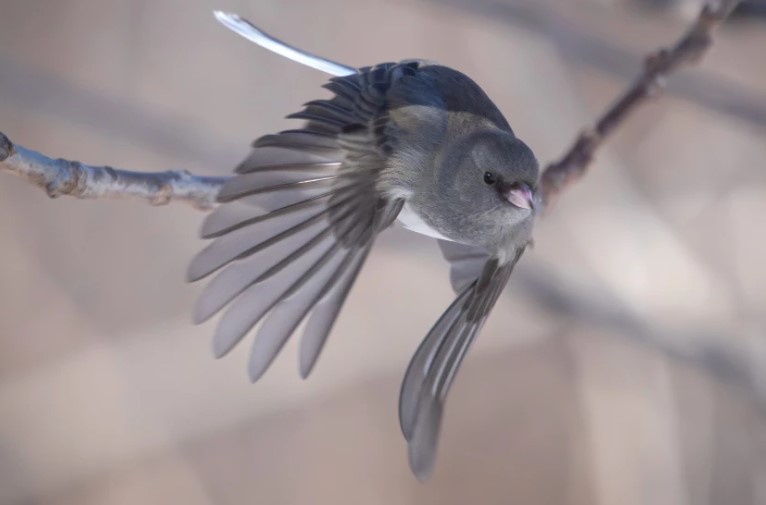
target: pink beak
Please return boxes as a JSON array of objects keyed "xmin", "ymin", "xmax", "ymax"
[{"xmin": 506, "ymin": 183, "xmax": 534, "ymax": 210}]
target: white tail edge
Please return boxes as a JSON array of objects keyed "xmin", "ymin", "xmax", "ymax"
[{"xmin": 213, "ymin": 11, "xmax": 356, "ymax": 77}]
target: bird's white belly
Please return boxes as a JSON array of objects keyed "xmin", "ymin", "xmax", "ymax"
[{"xmin": 396, "ymin": 202, "xmax": 453, "ymax": 241}]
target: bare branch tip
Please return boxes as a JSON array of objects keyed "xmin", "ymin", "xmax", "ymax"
[{"xmin": 0, "ymin": 132, "xmax": 15, "ymax": 161}]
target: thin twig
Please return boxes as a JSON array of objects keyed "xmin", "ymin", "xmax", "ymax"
[
  {"xmin": 0, "ymin": 131, "xmax": 227, "ymax": 210},
  {"xmin": 515, "ymin": 266, "xmax": 766, "ymax": 412},
  {"xmin": 540, "ymin": 0, "xmax": 742, "ymax": 209}
]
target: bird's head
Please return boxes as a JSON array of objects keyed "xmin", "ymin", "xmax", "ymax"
[{"xmin": 432, "ymin": 129, "xmax": 539, "ymax": 247}]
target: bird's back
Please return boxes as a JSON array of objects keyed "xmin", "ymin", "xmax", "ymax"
[{"xmin": 414, "ymin": 64, "xmax": 513, "ymax": 134}]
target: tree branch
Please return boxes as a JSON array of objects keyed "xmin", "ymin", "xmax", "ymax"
[
  {"xmin": 0, "ymin": 0, "xmax": 742, "ymax": 211},
  {"xmin": 540, "ymin": 0, "xmax": 742, "ymax": 209},
  {"xmin": 0, "ymin": 131, "xmax": 227, "ymax": 210}
]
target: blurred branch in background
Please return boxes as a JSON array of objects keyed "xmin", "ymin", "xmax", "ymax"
[
  {"xmin": 639, "ymin": 0, "xmax": 766, "ymax": 19},
  {"xmin": 0, "ymin": 57, "xmax": 243, "ymax": 168},
  {"xmin": 518, "ymin": 266, "xmax": 766, "ymax": 411}
]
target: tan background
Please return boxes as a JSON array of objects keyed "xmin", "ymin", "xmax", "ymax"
[{"xmin": 1, "ymin": 0, "xmax": 765, "ymax": 503}]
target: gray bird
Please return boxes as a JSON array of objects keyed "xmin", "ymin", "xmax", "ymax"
[{"xmin": 189, "ymin": 12, "xmax": 539, "ymax": 480}]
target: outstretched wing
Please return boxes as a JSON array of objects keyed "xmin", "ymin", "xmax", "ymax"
[
  {"xmin": 399, "ymin": 248, "xmax": 525, "ymax": 480},
  {"xmin": 189, "ymin": 64, "xmax": 411, "ymax": 380}
]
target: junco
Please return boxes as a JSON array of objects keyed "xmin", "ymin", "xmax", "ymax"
[{"xmin": 189, "ymin": 12, "xmax": 539, "ymax": 480}]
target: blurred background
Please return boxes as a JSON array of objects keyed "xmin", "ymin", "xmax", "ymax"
[{"xmin": 1, "ymin": 0, "xmax": 765, "ymax": 503}]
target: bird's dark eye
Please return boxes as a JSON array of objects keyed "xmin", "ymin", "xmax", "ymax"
[{"xmin": 483, "ymin": 172, "xmax": 496, "ymax": 185}]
